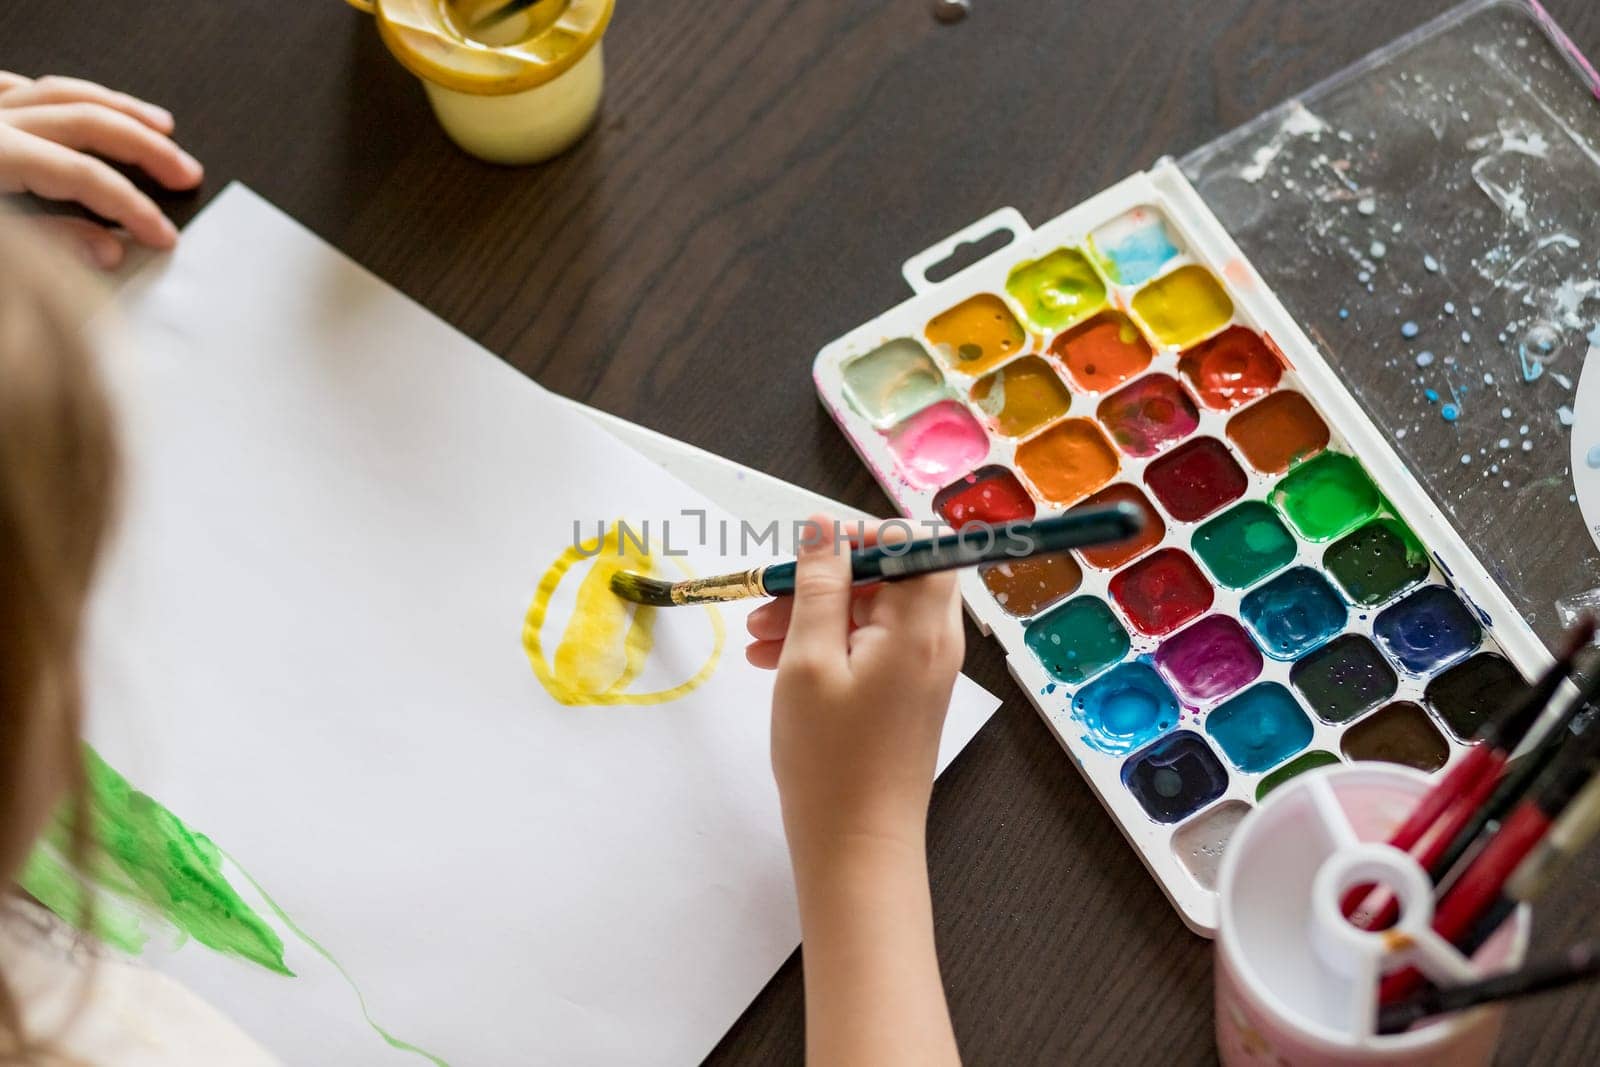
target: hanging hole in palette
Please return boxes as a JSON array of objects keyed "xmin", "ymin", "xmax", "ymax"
[{"xmin": 921, "ymin": 227, "xmax": 1016, "ymax": 285}]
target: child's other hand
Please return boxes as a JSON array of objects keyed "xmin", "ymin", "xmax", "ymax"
[
  {"xmin": 0, "ymin": 72, "xmax": 203, "ymax": 269},
  {"xmin": 746, "ymin": 516, "xmax": 964, "ymax": 859}
]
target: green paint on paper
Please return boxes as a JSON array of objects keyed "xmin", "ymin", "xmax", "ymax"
[
  {"xmin": 19, "ymin": 748, "xmax": 450, "ymax": 1065},
  {"xmin": 21, "ymin": 748, "xmax": 289, "ymax": 975},
  {"xmin": 226, "ymin": 853, "xmax": 451, "ymax": 1067},
  {"xmin": 1269, "ymin": 452, "xmax": 1381, "ymax": 542},
  {"xmin": 18, "ymin": 845, "xmax": 148, "ymax": 955},
  {"xmin": 1005, "ymin": 248, "xmax": 1107, "ymax": 331}
]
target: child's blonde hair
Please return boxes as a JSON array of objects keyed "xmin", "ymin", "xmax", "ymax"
[{"xmin": 0, "ymin": 214, "xmax": 120, "ymax": 1060}]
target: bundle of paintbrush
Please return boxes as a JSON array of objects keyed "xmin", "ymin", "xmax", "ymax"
[{"xmin": 1341, "ymin": 614, "xmax": 1600, "ymax": 1029}]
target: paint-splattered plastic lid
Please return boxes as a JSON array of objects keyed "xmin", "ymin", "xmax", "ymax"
[{"xmin": 371, "ymin": 0, "xmax": 614, "ymax": 95}]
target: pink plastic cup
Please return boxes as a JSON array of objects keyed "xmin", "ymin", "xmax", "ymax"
[{"xmin": 1215, "ymin": 763, "xmax": 1529, "ymax": 1067}]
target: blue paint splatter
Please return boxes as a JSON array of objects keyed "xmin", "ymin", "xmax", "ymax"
[
  {"xmin": 1441, "ymin": 404, "xmax": 1459, "ymax": 421},
  {"xmin": 1415, "ymin": 351, "xmax": 1435, "ymax": 367},
  {"xmin": 1424, "ymin": 389, "xmax": 1440, "ymax": 403},
  {"xmin": 1519, "ymin": 324, "xmax": 1559, "ymax": 381},
  {"xmin": 1401, "ymin": 321, "xmax": 1420, "ymax": 339},
  {"xmin": 1339, "ymin": 307, "xmax": 1350, "ymax": 320}
]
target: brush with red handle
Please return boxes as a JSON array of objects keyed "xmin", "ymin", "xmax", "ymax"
[
  {"xmin": 1378, "ymin": 733, "xmax": 1600, "ymax": 1004},
  {"xmin": 1424, "ymin": 650, "xmax": 1600, "ymax": 889},
  {"xmin": 1342, "ymin": 617, "xmax": 1594, "ymax": 928}
]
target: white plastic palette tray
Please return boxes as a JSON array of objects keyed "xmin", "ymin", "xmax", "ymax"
[{"xmin": 812, "ymin": 160, "xmax": 1551, "ymax": 935}]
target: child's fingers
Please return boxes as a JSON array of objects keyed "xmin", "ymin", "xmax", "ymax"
[
  {"xmin": 849, "ymin": 584, "xmax": 881, "ymax": 629},
  {"xmin": 746, "ymin": 597, "xmax": 793, "ymax": 642},
  {"xmin": 866, "ymin": 522, "xmax": 962, "ymax": 647},
  {"xmin": 871, "ymin": 568, "xmax": 962, "ymax": 633},
  {"xmin": 865, "ymin": 521, "xmax": 957, "ymax": 630},
  {"xmin": 0, "ymin": 75, "xmax": 175, "ymax": 133},
  {"xmin": 0, "ymin": 73, "xmax": 31, "ymax": 95},
  {"xmin": 0, "ymin": 126, "xmax": 178, "ymax": 248},
  {"xmin": 751, "ymin": 586, "xmax": 884, "ymax": 641},
  {"xmin": 744, "ymin": 640, "xmax": 783, "ymax": 670},
  {"xmin": 777, "ymin": 514, "xmax": 852, "ymax": 667},
  {"xmin": 4, "ymin": 103, "xmax": 202, "ymax": 189}
]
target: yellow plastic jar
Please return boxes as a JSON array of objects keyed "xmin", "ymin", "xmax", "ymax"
[{"xmin": 345, "ymin": 0, "xmax": 614, "ymax": 165}]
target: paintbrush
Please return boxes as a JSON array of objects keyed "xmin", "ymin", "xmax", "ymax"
[
  {"xmin": 1379, "ymin": 727, "xmax": 1600, "ymax": 1004},
  {"xmin": 1344, "ymin": 617, "xmax": 1594, "ymax": 927},
  {"xmin": 608, "ymin": 505, "xmax": 1143, "ymax": 607},
  {"xmin": 1453, "ymin": 767, "xmax": 1600, "ymax": 959},
  {"xmin": 1377, "ymin": 938, "xmax": 1600, "ymax": 1035},
  {"xmin": 1425, "ymin": 634, "xmax": 1600, "ymax": 887}
]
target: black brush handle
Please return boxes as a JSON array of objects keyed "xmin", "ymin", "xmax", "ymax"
[{"xmin": 759, "ymin": 505, "xmax": 1142, "ymax": 596}]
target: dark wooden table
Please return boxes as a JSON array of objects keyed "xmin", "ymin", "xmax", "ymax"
[{"xmin": 6, "ymin": 1, "xmax": 1600, "ymax": 1063}]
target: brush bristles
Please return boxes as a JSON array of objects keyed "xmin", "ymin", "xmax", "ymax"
[
  {"xmin": 608, "ymin": 571, "xmax": 680, "ymax": 607},
  {"xmin": 609, "ymin": 567, "xmax": 770, "ymax": 606}
]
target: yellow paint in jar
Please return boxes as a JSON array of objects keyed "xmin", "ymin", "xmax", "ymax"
[
  {"xmin": 347, "ymin": 0, "xmax": 614, "ymax": 165},
  {"xmin": 1130, "ymin": 265, "xmax": 1235, "ymax": 349}
]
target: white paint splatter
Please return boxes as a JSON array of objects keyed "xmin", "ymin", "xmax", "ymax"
[
  {"xmin": 1465, "ymin": 117, "xmax": 1551, "ymax": 159},
  {"xmin": 1239, "ymin": 103, "xmax": 1329, "ymax": 183}
]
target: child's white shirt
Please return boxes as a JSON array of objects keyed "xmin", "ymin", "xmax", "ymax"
[{"xmin": 0, "ymin": 896, "xmax": 279, "ymax": 1065}]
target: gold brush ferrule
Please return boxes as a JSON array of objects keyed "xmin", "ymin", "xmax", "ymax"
[{"xmin": 670, "ymin": 567, "xmax": 769, "ymax": 605}]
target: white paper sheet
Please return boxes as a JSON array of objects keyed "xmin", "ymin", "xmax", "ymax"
[{"xmin": 81, "ymin": 185, "xmax": 998, "ymax": 1066}]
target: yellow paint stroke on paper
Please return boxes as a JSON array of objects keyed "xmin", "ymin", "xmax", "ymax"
[{"xmin": 523, "ymin": 526, "xmax": 725, "ymax": 705}]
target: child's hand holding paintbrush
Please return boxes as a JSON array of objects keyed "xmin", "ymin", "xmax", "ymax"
[
  {"xmin": 617, "ymin": 508, "xmax": 1139, "ymax": 1066},
  {"xmin": 750, "ymin": 515, "xmax": 968, "ymax": 1067}
]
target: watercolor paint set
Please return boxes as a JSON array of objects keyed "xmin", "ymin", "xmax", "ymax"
[{"xmin": 812, "ymin": 160, "xmax": 1550, "ymax": 934}]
